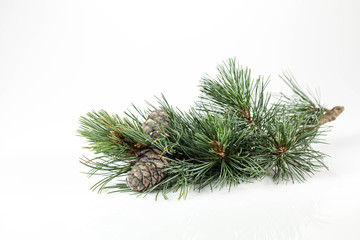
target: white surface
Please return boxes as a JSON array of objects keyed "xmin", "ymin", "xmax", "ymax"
[{"xmin": 1, "ymin": 0, "xmax": 360, "ymax": 239}]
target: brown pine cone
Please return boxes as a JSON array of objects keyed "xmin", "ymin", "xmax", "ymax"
[
  {"xmin": 142, "ymin": 109, "xmax": 170, "ymax": 139},
  {"xmin": 126, "ymin": 148, "xmax": 168, "ymax": 192}
]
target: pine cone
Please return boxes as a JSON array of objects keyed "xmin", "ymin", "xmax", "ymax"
[
  {"xmin": 126, "ymin": 109, "xmax": 170, "ymax": 192},
  {"xmin": 142, "ymin": 109, "xmax": 170, "ymax": 139},
  {"xmin": 126, "ymin": 148, "xmax": 168, "ymax": 192}
]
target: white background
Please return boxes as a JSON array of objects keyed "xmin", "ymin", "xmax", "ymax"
[{"xmin": 1, "ymin": 0, "xmax": 360, "ymax": 239}]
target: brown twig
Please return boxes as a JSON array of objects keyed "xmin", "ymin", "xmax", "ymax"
[
  {"xmin": 212, "ymin": 137, "xmax": 226, "ymax": 159},
  {"xmin": 110, "ymin": 130, "xmax": 146, "ymax": 150},
  {"xmin": 275, "ymin": 145, "xmax": 288, "ymax": 158},
  {"xmin": 319, "ymin": 106, "xmax": 344, "ymax": 125},
  {"xmin": 239, "ymin": 105, "xmax": 254, "ymax": 125},
  {"xmin": 109, "ymin": 130, "xmax": 124, "ymax": 144}
]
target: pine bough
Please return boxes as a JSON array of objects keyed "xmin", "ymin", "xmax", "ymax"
[{"xmin": 78, "ymin": 59, "xmax": 344, "ymax": 199}]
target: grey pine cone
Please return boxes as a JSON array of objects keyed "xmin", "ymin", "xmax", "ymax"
[
  {"xmin": 142, "ymin": 109, "xmax": 170, "ymax": 139},
  {"xmin": 126, "ymin": 148, "xmax": 168, "ymax": 192}
]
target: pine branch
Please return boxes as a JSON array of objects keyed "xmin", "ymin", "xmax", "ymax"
[
  {"xmin": 77, "ymin": 109, "xmax": 153, "ymax": 157},
  {"xmin": 77, "ymin": 58, "xmax": 344, "ymax": 199},
  {"xmin": 258, "ymin": 113, "xmax": 328, "ymax": 183},
  {"xmin": 199, "ymin": 58, "xmax": 273, "ymax": 127}
]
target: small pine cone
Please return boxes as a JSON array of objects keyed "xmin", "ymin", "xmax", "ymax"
[
  {"xmin": 142, "ymin": 109, "xmax": 170, "ymax": 139},
  {"xmin": 126, "ymin": 148, "xmax": 168, "ymax": 192}
]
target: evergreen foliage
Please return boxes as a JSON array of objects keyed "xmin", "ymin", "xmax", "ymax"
[{"xmin": 77, "ymin": 58, "xmax": 342, "ymax": 199}]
